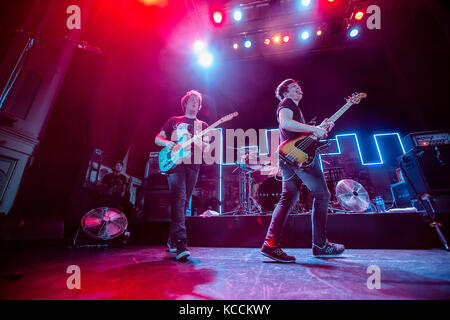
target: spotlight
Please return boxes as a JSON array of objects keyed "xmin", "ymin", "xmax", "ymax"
[
  {"xmin": 193, "ymin": 40, "xmax": 205, "ymax": 53},
  {"xmin": 300, "ymin": 31, "xmax": 310, "ymax": 40},
  {"xmin": 300, "ymin": 0, "xmax": 311, "ymax": 7},
  {"xmin": 349, "ymin": 27, "xmax": 360, "ymax": 38},
  {"xmin": 244, "ymin": 40, "xmax": 252, "ymax": 48},
  {"xmin": 198, "ymin": 52, "xmax": 213, "ymax": 67},
  {"xmin": 282, "ymin": 35, "xmax": 290, "ymax": 43},
  {"xmin": 233, "ymin": 43, "xmax": 239, "ymax": 49},
  {"xmin": 212, "ymin": 11, "xmax": 223, "ymax": 24},
  {"xmin": 316, "ymin": 30, "xmax": 322, "ymax": 36},
  {"xmin": 355, "ymin": 11, "xmax": 364, "ymax": 20},
  {"xmin": 263, "ymin": 38, "xmax": 271, "ymax": 46},
  {"xmin": 273, "ymin": 34, "xmax": 281, "ymax": 44},
  {"xmin": 233, "ymin": 9, "xmax": 243, "ymax": 22}
]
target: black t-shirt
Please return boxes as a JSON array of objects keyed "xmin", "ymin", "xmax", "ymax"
[
  {"xmin": 160, "ymin": 116, "xmax": 208, "ymax": 167},
  {"xmin": 276, "ymin": 97, "xmax": 306, "ymax": 143},
  {"xmin": 102, "ymin": 173, "xmax": 128, "ymax": 196}
]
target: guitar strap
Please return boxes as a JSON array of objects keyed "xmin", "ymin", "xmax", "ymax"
[{"xmin": 298, "ymin": 107, "xmax": 306, "ymax": 124}]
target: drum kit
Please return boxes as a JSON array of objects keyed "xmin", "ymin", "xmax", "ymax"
[{"xmin": 225, "ymin": 146, "xmax": 372, "ymax": 215}]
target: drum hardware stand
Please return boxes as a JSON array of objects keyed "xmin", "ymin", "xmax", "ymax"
[
  {"xmin": 324, "ymin": 167, "xmax": 343, "ymax": 202},
  {"xmin": 416, "ymin": 194, "xmax": 449, "ymax": 251},
  {"xmin": 227, "ymin": 163, "xmax": 263, "ymax": 215}
]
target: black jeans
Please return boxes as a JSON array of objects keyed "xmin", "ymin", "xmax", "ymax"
[
  {"xmin": 167, "ymin": 165, "xmax": 200, "ymax": 242},
  {"xmin": 265, "ymin": 157, "xmax": 330, "ymax": 246}
]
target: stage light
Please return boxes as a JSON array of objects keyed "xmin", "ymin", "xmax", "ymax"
[
  {"xmin": 193, "ymin": 40, "xmax": 205, "ymax": 53},
  {"xmin": 244, "ymin": 40, "xmax": 252, "ymax": 48},
  {"xmin": 349, "ymin": 27, "xmax": 359, "ymax": 38},
  {"xmin": 233, "ymin": 43, "xmax": 239, "ymax": 50},
  {"xmin": 233, "ymin": 9, "xmax": 243, "ymax": 22},
  {"xmin": 213, "ymin": 11, "xmax": 223, "ymax": 24},
  {"xmin": 283, "ymin": 35, "xmax": 290, "ymax": 43},
  {"xmin": 300, "ymin": 31, "xmax": 310, "ymax": 40},
  {"xmin": 198, "ymin": 52, "xmax": 213, "ymax": 67},
  {"xmin": 263, "ymin": 38, "xmax": 271, "ymax": 46},
  {"xmin": 300, "ymin": 0, "xmax": 312, "ymax": 7},
  {"xmin": 273, "ymin": 35, "xmax": 281, "ymax": 44},
  {"xmin": 355, "ymin": 11, "xmax": 364, "ymax": 20},
  {"xmin": 316, "ymin": 30, "xmax": 322, "ymax": 36}
]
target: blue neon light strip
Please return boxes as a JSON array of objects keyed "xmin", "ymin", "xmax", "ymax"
[
  {"xmin": 219, "ymin": 128, "xmax": 223, "ymax": 214},
  {"xmin": 318, "ymin": 133, "xmax": 406, "ymax": 171}
]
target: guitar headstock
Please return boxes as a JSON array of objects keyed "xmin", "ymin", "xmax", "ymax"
[
  {"xmin": 220, "ymin": 112, "xmax": 239, "ymax": 123},
  {"xmin": 345, "ymin": 92, "xmax": 367, "ymax": 104}
]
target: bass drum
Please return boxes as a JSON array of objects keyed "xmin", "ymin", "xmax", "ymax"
[{"xmin": 257, "ymin": 177, "xmax": 282, "ymax": 212}]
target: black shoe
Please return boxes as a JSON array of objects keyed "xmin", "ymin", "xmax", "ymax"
[
  {"xmin": 261, "ymin": 243, "xmax": 296, "ymax": 263},
  {"xmin": 175, "ymin": 239, "xmax": 190, "ymax": 262},
  {"xmin": 312, "ymin": 241, "xmax": 345, "ymax": 257},
  {"xmin": 167, "ymin": 239, "xmax": 177, "ymax": 253}
]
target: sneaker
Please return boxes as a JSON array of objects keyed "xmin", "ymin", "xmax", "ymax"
[
  {"xmin": 175, "ymin": 239, "xmax": 190, "ymax": 262},
  {"xmin": 261, "ymin": 242, "xmax": 296, "ymax": 263},
  {"xmin": 312, "ymin": 241, "xmax": 345, "ymax": 257},
  {"xmin": 167, "ymin": 240, "xmax": 177, "ymax": 253}
]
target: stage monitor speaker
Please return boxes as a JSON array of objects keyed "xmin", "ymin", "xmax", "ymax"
[
  {"xmin": 141, "ymin": 190, "xmax": 171, "ymax": 221},
  {"xmin": 398, "ymin": 145, "xmax": 450, "ymax": 197}
]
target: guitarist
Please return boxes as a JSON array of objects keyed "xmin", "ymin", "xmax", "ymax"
[
  {"xmin": 155, "ymin": 90, "xmax": 210, "ymax": 261},
  {"xmin": 261, "ymin": 79, "xmax": 345, "ymax": 262}
]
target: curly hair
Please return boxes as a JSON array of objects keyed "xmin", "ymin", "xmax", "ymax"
[{"xmin": 181, "ymin": 90, "xmax": 202, "ymax": 112}]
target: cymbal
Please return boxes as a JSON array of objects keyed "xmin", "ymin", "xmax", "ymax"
[{"xmin": 335, "ymin": 179, "xmax": 370, "ymax": 212}]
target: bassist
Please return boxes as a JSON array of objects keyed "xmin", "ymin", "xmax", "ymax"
[{"xmin": 261, "ymin": 79, "xmax": 345, "ymax": 262}]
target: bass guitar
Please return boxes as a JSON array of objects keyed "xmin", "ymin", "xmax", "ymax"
[
  {"xmin": 159, "ymin": 112, "xmax": 239, "ymax": 172},
  {"xmin": 277, "ymin": 92, "xmax": 367, "ymax": 168}
]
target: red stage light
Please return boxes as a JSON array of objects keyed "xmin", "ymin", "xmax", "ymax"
[
  {"xmin": 355, "ymin": 11, "xmax": 364, "ymax": 20},
  {"xmin": 138, "ymin": 0, "xmax": 168, "ymax": 6},
  {"xmin": 283, "ymin": 35, "xmax": 290, "ymax": 43},
  {"xmin": 213, "ymin": 11, "xmax": 223, "ymax": 24},
  {"xmin": 264, "ymin": 38, "xmax": 271, "ymax": 46}
]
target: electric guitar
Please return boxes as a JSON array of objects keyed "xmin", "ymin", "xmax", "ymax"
[
  {"xmin": 277, "ymin": 92, "xmax": 367, "ymax": 168},
  {"xmin": 158, "ymin": 112, "xmax": 239, "ymax": 172}
]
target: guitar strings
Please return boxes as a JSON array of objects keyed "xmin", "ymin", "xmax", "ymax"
[{"xmin": 284, "ymin": 136, "xmax": 314, "ymax": 159}]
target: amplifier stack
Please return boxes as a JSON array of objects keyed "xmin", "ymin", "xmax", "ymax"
[{"xmin": 397, "ymin": 130, "xmax": 450, "ymax": 212}]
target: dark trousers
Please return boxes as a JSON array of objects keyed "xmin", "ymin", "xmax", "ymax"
[
  {"xmin": 167, "ymin": 165, "xmax": 200, "ymax": 242},
  {"xmin": 265, "ymin": 157, "xmax": 330, "ymax": 246}
]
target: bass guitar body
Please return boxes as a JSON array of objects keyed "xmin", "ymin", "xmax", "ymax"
[{"xmin": 278, "ymin": 135, "xmax": 330, "ymax": 168}]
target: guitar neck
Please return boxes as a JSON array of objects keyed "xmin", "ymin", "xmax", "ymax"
[
  {"xmin": 327, "ymin": 101, "xmax": 353, "ymax": 124},
  {"xmin": 181, "ymin": 118, "xmax": 227, "ymax": 147}
]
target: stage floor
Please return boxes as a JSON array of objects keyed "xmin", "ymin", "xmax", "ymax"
[{"xmin": 1, "ymin": 245, "xmax": 449, "ymax": 300}]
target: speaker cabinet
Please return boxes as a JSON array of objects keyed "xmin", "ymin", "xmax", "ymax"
[
  {"xmin": 398, "ymin": 146, "xmax": 450, "ymax": 196},
  {"xmin": 141, "ymin": 190, "xmax": 171, "ymax": 221}
]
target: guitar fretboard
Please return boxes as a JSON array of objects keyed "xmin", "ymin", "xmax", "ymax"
[
  {"xmin": 327, "ymin": 102, "xmax": 353, "ymax": 124},
  {"xmin": 180, "ymin": 113, "xmax": 236, "ymax": 148}
]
